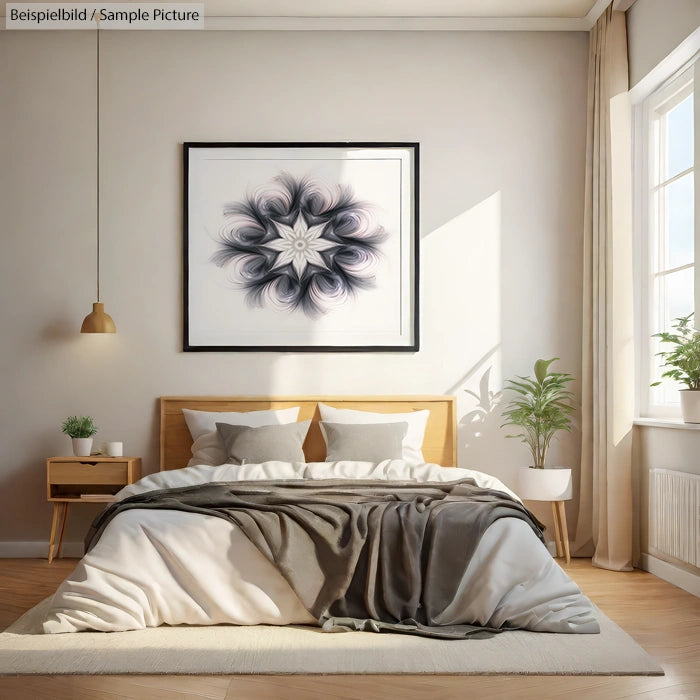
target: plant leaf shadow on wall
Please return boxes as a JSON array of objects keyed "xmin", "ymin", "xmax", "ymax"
[{"xmin": 459, "ymin": 365, "xmax": 504, "ymax": 470}]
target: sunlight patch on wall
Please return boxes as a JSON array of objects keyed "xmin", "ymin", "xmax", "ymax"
[{"xmin": 421, "ymin": 192, "xmax": 505, "ymax": 474}]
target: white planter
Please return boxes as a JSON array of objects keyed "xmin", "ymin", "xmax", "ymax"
[
  {"xmin": 72, "ymin": 437, "xmax": 93, "ymax": 457},
  {"xmin": 680, "ymin": 390, "xmax": 700, "ymax": 424},
  {"xmin": 517, "ymin": 467, "xmax": 572, "ymax": 501}
]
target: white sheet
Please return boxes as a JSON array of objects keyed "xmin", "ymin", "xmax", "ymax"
[{"xmin": 43, "ymin": 461, "xmax": 599, "ymax": 635}]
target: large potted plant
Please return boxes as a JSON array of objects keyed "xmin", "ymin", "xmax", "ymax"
[
  {"xmin": 501, "ymin": 358, "xmax": 576, "ymax": 500},
  {"xmin": 61, "ymin": 416, "xmax": 98, "ymax": 456},
  {"xmin": 652, "ymin": 313, "xmax": 700, "ymax": 423}
]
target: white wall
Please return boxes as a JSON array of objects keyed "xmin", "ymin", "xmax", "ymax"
[
  {"xmin": 0, "ymin": 29, "xmax": 588, "ymax": 551},
  {"xmin": 626, "ymin": 0, "xmax": 700, "ymax": 88}
]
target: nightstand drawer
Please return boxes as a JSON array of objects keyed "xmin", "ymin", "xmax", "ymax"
[{"xmin": 48, "ymin": 461, "xmax": 128, "ymax": 485}]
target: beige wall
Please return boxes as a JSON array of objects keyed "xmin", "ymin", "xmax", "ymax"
[
  {"xmin": 626, "ymin": 0, "xmax": 700, "ymax": 88},
  {"xmin": 0, "ymin": 29, "xmax": 588, "ymax": 552}
]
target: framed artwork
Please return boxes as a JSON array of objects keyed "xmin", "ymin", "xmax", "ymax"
[{"xmin": 183, "ymin": 142, "xmax": 419, "ymax": 352}]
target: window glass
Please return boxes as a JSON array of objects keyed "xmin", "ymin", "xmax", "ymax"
[
  {"xmin": 649, "ymin": 355, "xmax": 683, "ymax": 405},
  {"xmin": 665, "ymin": 266, "xmax": 694, "ymax": 324},
  {"xmin": 666, "ymin": 94, "xmax": 693, "ymax": 179},
  {"xmin": 666, "ymin": 173, "xmax": 694, "ymax": 269}
]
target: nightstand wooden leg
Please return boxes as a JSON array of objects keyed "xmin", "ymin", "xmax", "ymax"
[
  {"xmin": 48, "ymin": 503, "xmax": 68, "ymax": 563},
  {"xmin": 557, "ymin": 500, "xmax": 571, "ymax": 564},
  {"xmin": 56, "ymin": 503, "xmax": 69, "ymax": 560},
  {"xmin": 48, "ymin": 503, "xmax": 63, "ymax": 563},
  {"xmin": 551, "ymin": 501, "xmax": 563, "ymax": 558}
]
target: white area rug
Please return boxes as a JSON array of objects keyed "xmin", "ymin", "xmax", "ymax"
[{"xmin": 0, "ymin": 598, "xmax": 663, "ymax": 676}]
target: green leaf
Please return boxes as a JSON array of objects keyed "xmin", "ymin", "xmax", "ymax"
[
  {"xmin": 651, "ymin": 313, "xmax": 700, "ymax": 389},
  {"xmin": 534, "ymin": 358, "xmax": 558, "ymax": 385},
  {"xmin": 501, "ymin": 358, "xmax": 575, "ymax": 468},
  {"xmin": 60, "ymin": 415, "xmax": 98, "ymax": 439}
]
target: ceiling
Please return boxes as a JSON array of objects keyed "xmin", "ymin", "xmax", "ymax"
[
  {"xmin": 1, "ymin": 0, "xmax": 627, "ymax": 29},
  {"xmin": 2, "ymin": 1, "xmax": 602, "ymax": 16},
  {"xmin": 147, "ymin": 1, "xmax": 602, "ymax": 18}
]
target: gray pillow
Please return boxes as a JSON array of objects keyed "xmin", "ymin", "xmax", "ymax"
[
  {"xmin": 321, "ymin": 421, "xmax": 408, "ymax": 463},
  {"xmin": 216, "ymin": 420, "xmax": 311, "ymax": 465}
]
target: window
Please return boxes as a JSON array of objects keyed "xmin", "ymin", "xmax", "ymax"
[{"xmin": 638, "ymin": 61, "xmax": 697, "ymax": 417}]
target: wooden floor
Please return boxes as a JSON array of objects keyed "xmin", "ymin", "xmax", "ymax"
[{"xmin": 0, "ymin": 558, "xmax": 698, "ymax": 699}]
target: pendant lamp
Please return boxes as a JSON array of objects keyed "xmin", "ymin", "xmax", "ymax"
[{"xmin": 81, "ymin": 19, "xmax": 115, "ymax": 334}]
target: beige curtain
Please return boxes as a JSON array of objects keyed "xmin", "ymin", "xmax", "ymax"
[{"xmin": 573, "ymin": 6, "xmax": 635, "ymax": 571}]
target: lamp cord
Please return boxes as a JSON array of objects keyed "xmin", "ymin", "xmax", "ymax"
[{"xmin": 96, "ymin": 22, "xmax": 100, "ymax": 303}]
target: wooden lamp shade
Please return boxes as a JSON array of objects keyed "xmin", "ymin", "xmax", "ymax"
[{"xmin": 80, "ymin": 302, "xmax": 115, "ymax": 334}]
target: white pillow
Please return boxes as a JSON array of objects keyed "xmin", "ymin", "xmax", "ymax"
[
  {"xmin": 318, "ymin": 404, "xmax": 429, "ymax": 466},
  {"xmin": 183, "ymin": 407, "xmax": 300, "ymax": 467}
]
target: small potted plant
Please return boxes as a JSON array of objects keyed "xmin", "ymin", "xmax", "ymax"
[
  {"xmin": 652, "ymin": 313, "xmax": 700, "ymax": 423},
  {"xmin": 61, "ymin": 416, "xmax": 98, "ymax": 456},
  {"xmin": 501, "ymin": 358, "xmax": 576, "ymax": 501}
]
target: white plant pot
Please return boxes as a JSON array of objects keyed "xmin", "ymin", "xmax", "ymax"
[
  {"xmin": 517, "ymin": 467, "xmax": 572, "ymax": 501},
  {"xmin": 72, "ymin": 437, "xmax": 93, "ymax": 457},
  {"xmin": 680, "ymin": 390, "xmax": 700, "ymax": 424}
]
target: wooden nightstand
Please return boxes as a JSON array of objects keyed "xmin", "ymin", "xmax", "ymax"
[{"xmin": 46, "ymin": 456, "xmax": 142, "ymax": 562}]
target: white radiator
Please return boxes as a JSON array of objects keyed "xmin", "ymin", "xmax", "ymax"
[{"xmin": 649, "ymin": 469, "xmax": 700, "ymax": 567}]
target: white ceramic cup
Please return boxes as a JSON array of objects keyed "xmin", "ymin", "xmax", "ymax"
[{"xmin": 105, "ymin": 441, "xmax": 123, "ymax": 457}]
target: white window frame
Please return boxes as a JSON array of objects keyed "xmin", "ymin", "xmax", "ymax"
[{"xmin": 635, "ymin": 57, "xmax": 698, "ymax": 419}]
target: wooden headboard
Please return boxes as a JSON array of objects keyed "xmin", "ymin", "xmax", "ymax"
[{"xmin": 160, "ymin": 395, "xmax": 457, "ymax": 470}]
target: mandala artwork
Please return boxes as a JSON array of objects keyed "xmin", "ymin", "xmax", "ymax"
[{"xmin": 211, "ymin": 173, "xmax": 388, "ymax": 317}]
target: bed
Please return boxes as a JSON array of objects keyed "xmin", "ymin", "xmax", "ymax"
[{"xmin": 43, "ymin": 395, "xmax": 599, "ymax": 637}]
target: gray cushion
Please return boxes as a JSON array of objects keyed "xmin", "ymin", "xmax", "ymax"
[
  {"xmin": 216, "ymin": 420, "xmax": 311, "ymax": 465},
  {"xmin": 321, "ymin": 421, "xmax": 408, "ymax": 463}
]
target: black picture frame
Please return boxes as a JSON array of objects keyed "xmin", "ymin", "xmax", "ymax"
[{"xmin": 183, "ymin": 142, "xmax": 419, "ymax": 352}]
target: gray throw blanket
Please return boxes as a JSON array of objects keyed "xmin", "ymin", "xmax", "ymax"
[{"xmin": 86, "ymin": 479, "xmax": 545, "ymax": 639}]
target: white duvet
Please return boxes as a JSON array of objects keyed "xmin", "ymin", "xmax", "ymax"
[{"xmin": 43, "ymin": 461, "xmax": 599, "ymax": 635}]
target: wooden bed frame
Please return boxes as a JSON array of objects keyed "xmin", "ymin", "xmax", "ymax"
[{"xmin": 160, "ymin": 395, "xmax": 457, "ymax": 470}]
